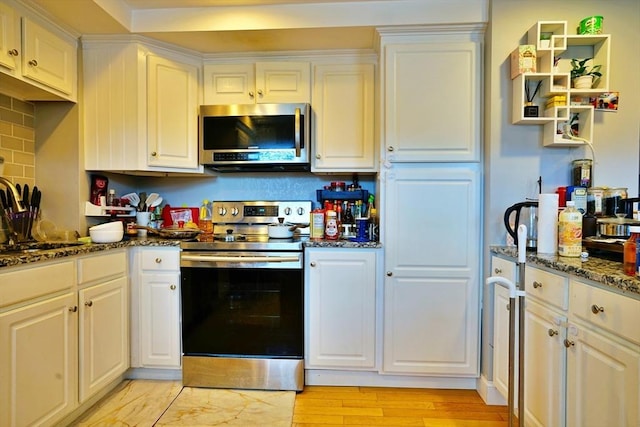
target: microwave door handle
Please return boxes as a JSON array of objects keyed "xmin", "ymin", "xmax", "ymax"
[{"xmin": 294, "ymin": 107, "xmax": 301, "ymax": 157}]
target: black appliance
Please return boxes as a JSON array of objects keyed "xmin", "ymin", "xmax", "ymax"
[
  {"xmin": 180, "ymin": 200, "xmax": 311, "ymax": 391},
  {"xmin": 504, "ymin": 201, "xmax": 539, "ymax": 249},
  {"xmin": 199, "ymin": 104, "xmax": 311, "ymax": 172}
]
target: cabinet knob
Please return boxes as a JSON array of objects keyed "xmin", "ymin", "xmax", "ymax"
[
  {"xmin": 493, "ymin": 268, "xmax": 502, "ymax": 274},
  {"xmin": 8, "ymin": 49, "xmax": 19, "ymax": 56},
  {"xmin": 151, "ymin": 151, "xmax": 157, "ymax": 157},
  {"xmin": 387, "ymin": 146, "xmax": 394, "ymax": 152},
  {"xmin": 386, "ymin": 271, "xmax": 393, "ymax": 277},
  {"xmin": 533, "ymin": 281, "xmax": 543, "ymax": 289},
  {"xmin": 28, "ymin": 59, "xmax": 38, "ymax": 67},
  {"xmin": 249, "ymin": 91, "xmax": 254, "ymax": 97},
  {"xmin": 155, "ymin": 257, "xmax": 162, "ymax": 263},
  {"xmin": 506, "ymin": 304, "xmax": 510, "ymax": 311},
  {"xmin": 69, "ymin": 306, "xmax": 78, "ymax": 312},
  {"xmin": 548, "ymin": 328, "xmax": 558, "ymax": 337},
  {"xmin": 257, "ymin": 89, "xmax": 263, "ymax": 96},
  {"xmin": 170, "ymin": 284, "xmax": 176, "ymax": 290},
  {"xmin": 85, "ymin": 300, "xmax": 93, "ymax": 307},
  {"xmin": 316, "ymin": 154, "xmax": 321, "ymax": 159},
  {"xmin": 591, "ymin": 304, "xmax": 605, "ymax": 314},
  {"xmin": 310, "ymin": 262, "xmax": 316, "ymax": 267},
  {"xmin": 563, "ymin": 339, "xmax": 575, "ymax": 348}
]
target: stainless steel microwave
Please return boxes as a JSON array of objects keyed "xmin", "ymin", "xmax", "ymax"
[{"xmin": 199, "ymin": 103, "xmax": 311, "ymax": 172}]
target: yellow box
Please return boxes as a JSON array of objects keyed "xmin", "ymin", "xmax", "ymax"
[{"xmin": 510, "ymin": 45, "xmax": 536, "ymax": 79}]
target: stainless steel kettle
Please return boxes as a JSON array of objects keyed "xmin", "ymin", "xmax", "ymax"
[{"xmin": 504, "ymin": 201, "xmax": 539, "ymax": 249}]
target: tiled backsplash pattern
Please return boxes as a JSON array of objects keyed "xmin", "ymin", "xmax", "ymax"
[{"xmin": 0, "ymin": 94, "xmax": 36, "ymax": 187}]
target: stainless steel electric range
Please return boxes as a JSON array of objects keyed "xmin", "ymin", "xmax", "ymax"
[{"xmin": 179, "ymin": 200, "xmax": 311, "ymax": 391}]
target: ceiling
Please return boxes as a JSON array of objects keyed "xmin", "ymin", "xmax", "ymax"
[{"xmin": 25, "ymin": 0, "xmax": 391, "ymax": 53}]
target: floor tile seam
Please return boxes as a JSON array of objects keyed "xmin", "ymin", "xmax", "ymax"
[{"xmin": 152, "ymin": 386, "xmax": 186, "ymax": 426}]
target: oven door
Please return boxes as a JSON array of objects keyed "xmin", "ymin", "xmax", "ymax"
[{"xmin": 180, "ymin": 251, "xmax": 303, "ymax": 359}]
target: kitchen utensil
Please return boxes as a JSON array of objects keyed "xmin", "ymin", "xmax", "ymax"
[
  {"xmin": 145, "ymin": 193, "xmax": 159, "ymax": 210},
  {"xmin": 134, "ymin": 225, "xmax": 202, "ymax": 239},
  {"xmin": 121, "ymin": 192, "xmax": 140, "ymax": 208},
  {"xmin": 149, "ymin": 196, "xmax": 163, "ymax": 208},
  {"xmin": 139, "ymin": 192, "xmax": 147, "ymax": 211},
  {"xmin": 268, "ymin": 217, "xmax": 296, "ymax": 238},
  {"xmin": 504, "ymin": 201, "xmax": 539, "ymax": 249}
]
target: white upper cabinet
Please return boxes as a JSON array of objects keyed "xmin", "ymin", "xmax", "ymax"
[
  {"xmin": 0, "ymin": 1, "xmax": 77, "ymax": 101},
  {"xmin": 83, "ymin": 38, "xmax": 205, "ymax": 175},
  {"xmin": 203, "ymin": 61, "xmax": 310, "ymax": 104},
  {"xmin": 312, "ymin": 62, "xmax": 377, "ymax": 173},
  {"xmin": 381, "ymin": 30, "xmax": 482, "ymax": 162}
]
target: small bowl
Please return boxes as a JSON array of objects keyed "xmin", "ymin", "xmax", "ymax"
[
  {"xmin": 89, "ymin": 228, "xmax": 124, "ymax": 243},
  {"xmin": 90, "ymin": 221, "xmax": 124, "ymax": 232}
]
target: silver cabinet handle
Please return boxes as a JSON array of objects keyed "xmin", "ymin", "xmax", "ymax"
[
  {"xmin": 506, "ymin": 304, "xmax": 510, "ymax": 311},
  {"xmin": 493, "ymin": 267, "xmax": 502, "ymax": 274},
  {"xmin": 28, "ymin": 59, "xmax": 38, "ymax": 67},
  {"xmin": 387, "ymin": 146, "xmax": 394, "ymax": 152},
  {"xmin": 533, "ymin": 281, "xmax": 543, "ymax": 289},
  {"xmin": 548, "ymin": 329, "xmax": 558, "ymax": 337},
  {"xmin": 151, "ymin": 151, "xmax": 157, "ymax": 157},
  {"xmin": 316, "ymin": 154, "xmax": 321, "ymax": 159},
  {"xmin": 170, "ymin": 284, "xmax": 176, "ymax": 290},
  {"xmin": 257, "ymin": 89, "xmax": 263, "ymax": 96},
  {"xmin": 248, "ymin": 91, "xmax": 254, "ymax": 97},
  {"xmin": 85, "ymin": 300, "xmax": 93, "ymax": 307},
  {"xmin": 591, "ymin": 304, "xmax": 604, "ymax": 314},
  {"xmin": 155, "ymin": 257, "xmax": 162, "ymax": 263},
  {"xmin": 564, "ymin": 339, "xmax": 575, "ymax": 348},
  {"xmin": 69, "ymin": 306, "xmax": 78, "ymax": 312},
  {"xmin": 386, "ymin": 271, "xmax": 393, "ymax": 277},
  {"xmin": 8, "ymin": 49, "xmax": 19, "ymax": 56},
  {"xmin": 310, "ymin": 262, "xmax": 316, "ymax": 267}
]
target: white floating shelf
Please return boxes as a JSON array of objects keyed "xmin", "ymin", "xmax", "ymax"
[{"xmin": 85, "ymin": 201, "xmax": 136, "ymax": 217}]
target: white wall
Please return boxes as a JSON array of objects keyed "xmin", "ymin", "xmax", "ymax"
[{"xmin": 481, "ymin": 0, "xmax": 640, "ymax": 383}]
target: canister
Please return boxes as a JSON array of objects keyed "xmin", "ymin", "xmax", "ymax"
[
  {"xmin": 572, "ymin": 159, "xmax": 592, "ymax": 188},
  {"xmin": 579, "ymin": 16, "xmax": 603, "ymax": 35},
  {"xmin": 310, "ymin": 208, "xmax": 325, "ymax": 239},
  {"xmin": 604, "ymin": 187, "xmax": 628, "ymax": 217},
  {"xmin": 587, "ymin": 187, "xmax": 605, "ymax": 216}
]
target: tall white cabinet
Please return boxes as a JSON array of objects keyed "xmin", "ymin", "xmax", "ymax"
[{"xmin": 379, "ymin": 26, "xmax": 483, "ymax": 379}]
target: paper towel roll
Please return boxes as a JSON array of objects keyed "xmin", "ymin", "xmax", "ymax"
[{"xmin": 538, "ymin": 193, "xmax": 559, "ymax": 254}]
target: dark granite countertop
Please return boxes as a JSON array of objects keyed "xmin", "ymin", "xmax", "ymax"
[
  {"xmin": 0, "ymin": 238, "xmax": 180, "ymax": 268},
  {"xmin": 491, "ymin": 246, "xmax": 640, "ymax": 298},
  {"xmin": 304, "ymin": 239, "xmax": 382, "ymax": 249}
]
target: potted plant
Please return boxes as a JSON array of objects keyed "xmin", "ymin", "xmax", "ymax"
[{"xmin": 571, "ymin": 58, "xmax": 602, "ymax": 89}]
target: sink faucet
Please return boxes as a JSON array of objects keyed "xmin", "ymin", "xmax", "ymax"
[{"xmin": 0, "ymin": 176, "xmax": 28, "ymax": 245}]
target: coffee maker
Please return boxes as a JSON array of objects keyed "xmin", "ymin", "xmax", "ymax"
[{"xmin": 504, "ymin": 201, "xmax": 539, "ymax": 249}]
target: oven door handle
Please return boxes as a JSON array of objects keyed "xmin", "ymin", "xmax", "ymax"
[{"xmin": 181, "ymin": 254, "xmax": 300, "ymax": 263}]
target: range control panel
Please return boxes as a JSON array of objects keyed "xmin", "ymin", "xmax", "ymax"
[{"xmin": 212, "ymin": 201, "xmax": 312, "ymax": 225}]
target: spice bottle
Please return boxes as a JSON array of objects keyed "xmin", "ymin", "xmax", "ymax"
[
  {"xmin": 325, "ymin": 210, "xmax": 339, "ymax": 240},
  {"xmin": 623, "ymin": 226, "xmax": 640, "ymax": 276},
  {"xmin": 558, "ymin": 201, "xmax": 582, "ymax": 257}
]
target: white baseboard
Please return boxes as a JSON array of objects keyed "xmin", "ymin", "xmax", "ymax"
[
  {"xmin": 305, "ymin": 369, "xmax": 477, "ymax": 389},
  {"xmin": 476, "ymin": 374, "xmax": 507, "ymax": 405},
  {"xmin": 126, "ymin": 367, "xmax": 182, "ymax": 381}
]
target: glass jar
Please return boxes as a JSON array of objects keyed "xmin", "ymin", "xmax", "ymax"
[
  {"xmin": 572, "ymin": 159, "xmax": 593, "ymax": 188},
  {"xmin": 586, "ymin": 187, "xmax": 605, "ymax": 216},
  {"xmin": 623, "ymin": 226, "xmax": 640, "ymax": 276},
  {"xmin": 603, "ymin": 187, "xmax": 628, "ymax": 217}
]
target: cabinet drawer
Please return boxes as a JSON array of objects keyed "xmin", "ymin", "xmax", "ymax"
[
  {"xmin": 0, "ymin": 260, "xmax": 75, "ymax": 308},
  {"xmin": 78, "ymin": 250, "xmax": 127, "ymax": 285},
  {"xmin": 525, "ymin": 266, "xmax": 568, "ymax": 310},
  {"xmin": 571, "ymin": 280, "xmax": 640, "ymax": 345},
  {"xmin": 140, "ymin": 248, "xmax": 180, "ymax": 271},
  {"xmin": 491, "ymin": 256, "xmax": 516, "ymax": 281}
]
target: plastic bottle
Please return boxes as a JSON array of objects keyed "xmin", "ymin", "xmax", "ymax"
[
  {"xmin": 325, "ymin": 210, "xmax": 339, "ymax": 240},
  {"xmin": 199, "ymin": 199, "xmax": 213, "ymax": 235},
  {"xmin": 106, "ymin": 189, "xmax": 117, "ymax": 214},
  {"xmin": 558, "ymin": 201, "xmax": 582, "ymax": 257},
  {"xmin": 623, "ymin": 226, "xmax": 640, "ymax": 276}
]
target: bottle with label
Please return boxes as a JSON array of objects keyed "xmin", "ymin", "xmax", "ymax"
[
  {"xmin": 325, "ymin": 210, "xmax": 339, "ymax": 240},
  {"xmin": 310, "ymin": 207, "xmax": 325, "ymax": 239},
  {"xmin": 199, "ymin": 199, "xmax": 213, "ymax": 236},
  {"xmin": 558, "ymin": 201, "xmax": 582, "ymax": 257},
  {"xmin": 623, "ymin": 226, "xmax": 640, "ymax": 276},
  {"xmin": 106, "ymin": 188, "xmax": 118, "ymax": 215}
]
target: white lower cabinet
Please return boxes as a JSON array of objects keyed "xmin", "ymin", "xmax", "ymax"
[
  {"xmin": 131, "ymin": 247, "xmax": 182, "ymax": 368},
  {"xmin": 0, "ymin": 250, "xmax": 128, "ymax": 426},
  {"xmin": 305, "ymin": 248, "xmax": 377, "ymax": 369},
  {"xmin": 517, "ymin": 265, "xmax": 640, "ymax": 427}
]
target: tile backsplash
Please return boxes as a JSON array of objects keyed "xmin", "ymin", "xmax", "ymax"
[{"xmin": 0, "ymin": 94, "xmax": 36, "ymax": 187}]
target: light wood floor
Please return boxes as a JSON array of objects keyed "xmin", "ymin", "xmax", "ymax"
[{"xmin": 293, "ymin": 386, "xmax": 510, "ymax": 427}]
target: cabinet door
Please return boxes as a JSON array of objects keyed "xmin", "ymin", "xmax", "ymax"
[
  {"xmin": 491, "ymin": 256, "xmax": 517, "ymax": 402},
  {"xmin": 523, "ymin": 298, "xmax": 566, "ymax": 427},
  {"xmin": 384, "ymin": 40, "xmax": 480, "ymax": 162},
  {"xmin": 256, "ymin": 61, "xmax": 310, "ymax": 103},
  {"xmin": 566, "ymin": 325, "xmax": 640, "ymax": 427},
  {"xmin": 203, "ymin": 63, "xmax": 255, "ymax": 104},
  {"xmin": 305, "ymin": 249, "xmax": 376, "ymax": 369},
  {"xmin": 139, "ymin": 273, "xmax": 181, "ymax": 368},
  {"xmin": 147, "ymin": 54, "xmax": 200, "ymax": 169},
  {"xmin": 312, "ymin": 63, "xmax": 376, "ymax": 172},
  {"xmin": 78, "ymin": 276, "xmax": 128, "ymax": 403},
  {"xmin": 0, "ymin": 2, "xmax": 19, "ymax": 72},
  {"xmin": 0, "ymin": 292, "xmax": 77, "ymax": 427},
  {"xmin": 383, "ymin": 164, "xmax": 481, "ymax": 375},
  {"xmin": 21, "ymin": 17, "xmax": 75, "ymax": 96}
]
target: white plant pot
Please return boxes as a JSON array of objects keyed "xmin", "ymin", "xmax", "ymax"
[{"xmin": 573, "ymin": 75, "xmax": 593, "ymax": 89}]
